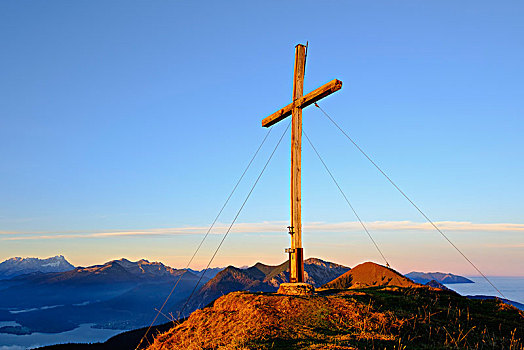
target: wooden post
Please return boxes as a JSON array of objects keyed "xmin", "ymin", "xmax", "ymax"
[
  {"xmin": 290, "ymin": 44, "xmax": 305, "ymax": 283},
  {"xmin": 261, "ymin": 44, "xmax": 342, "ymax": 285},
  {"xmin": 261, "ymin": 79, "xmax": 343, "ymax": 127}
]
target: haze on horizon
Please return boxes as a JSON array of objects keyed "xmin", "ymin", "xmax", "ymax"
[{"xmin": 1, "ymin": 1, "xmax": 522, "ymax": 277}]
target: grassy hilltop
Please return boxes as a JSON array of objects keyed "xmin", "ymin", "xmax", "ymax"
[{"xmin": 146, "ymin": 287, "xmax": 523, "ymax": 350}]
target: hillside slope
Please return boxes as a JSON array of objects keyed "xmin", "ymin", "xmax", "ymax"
[
  {"xmin": 323, "ymin": 262, "xmax": 416, "ymax": 289},
  {"xmin": 146, "ymin": 288, "xmax": 524, "ymax": 350}
]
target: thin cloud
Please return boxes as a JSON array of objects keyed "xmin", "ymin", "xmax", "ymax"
[
  {"xmin": 483, "ymin": 243, "xmax": 524, "ymax": 249},
  {"xmin": 1, "ymin": 220, "xmax": 524, "ymax": 241},
  {"xmin": 307, "ymin": 221, "xmax": 524, "ymax": 233}
]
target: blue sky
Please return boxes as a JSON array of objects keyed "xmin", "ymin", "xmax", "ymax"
[{"xmin": 1, "ymin": 1, "xmax": 523, "ymax": 275}]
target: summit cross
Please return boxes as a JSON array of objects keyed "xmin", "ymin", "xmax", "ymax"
[{"xmin": 261, "ymin": 44, "xmax": 342, "ymax": 283}]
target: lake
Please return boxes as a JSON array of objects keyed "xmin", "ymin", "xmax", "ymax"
[
  {"xmin": 444, "ymin": 276, "xmax": 524, "ymax": 304},
  {"xmin": 0, "ymin": 323, "xmax": 124, "ymax": 350}
]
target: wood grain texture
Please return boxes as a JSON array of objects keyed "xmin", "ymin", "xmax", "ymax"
[
  {"xmin": 261, "ymin": 79, "xmax": 342, "ymax": 128},
  {"xmin": 260, "ymin": 44, "xmax": 342, "ymax": 284},
  {"xmin": 290, "ymin": 44, "xmax": 305, "ymax": 283}
]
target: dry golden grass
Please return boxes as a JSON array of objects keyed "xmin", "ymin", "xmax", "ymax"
[{"xmin": 146, "ymin": 287, "xmax": 523, "ymax": 350}]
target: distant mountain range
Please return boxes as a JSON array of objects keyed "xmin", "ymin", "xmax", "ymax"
[
  {"xmin": 0, "ymin": 255, "xmax": 75, "ymax": 280},
  {"xmin": 183, "ymin": 258, "xmax": 350, "ymax": 314},
  {"xmin": 32, "ymin": 261, "xmax": 523, "ymax": 350},
  {"xmin": 187, "ymin": 267, "xmax": 224, "ymax": 279},
  {"xmin": 0, "ymin": 258, "xmax": 205, "ymax": 334},
  {"xmin": 405, "ymin": 271, "xmax": 474, "ymax": 284},
  {"xmin": 0, "ymin": 254, "xmax": 491, "ymax": 342}
]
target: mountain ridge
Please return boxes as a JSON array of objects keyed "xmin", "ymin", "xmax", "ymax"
[
  {"xmin": 0, "ymin": 255, "xmax": 75, "ymax": 280},
  {"xmin": 405, "ymin": 271, "xmax": 474, "ymax": 284},
  {"xmin": 183, "ymin": 257, "xmax": 350, "ymax": 314},
  {"xmin": 0, "ymin": 258, "xmax": 205, "ymax": 334}
]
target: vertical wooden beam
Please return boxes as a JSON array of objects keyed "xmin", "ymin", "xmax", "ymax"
[
  {"xmin": 290, "ymin": 44, "xmax": 306, "ymax": 283},
  {"xmin": 261, "ymin": 44, "xmax": 342, "ymax": 286}
]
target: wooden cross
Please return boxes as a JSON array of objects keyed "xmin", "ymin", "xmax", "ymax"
[{"xmin": 262, "ymin": 44, "xmax": 342, "ymax": 283}]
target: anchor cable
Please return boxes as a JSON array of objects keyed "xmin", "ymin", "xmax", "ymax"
[
  {"xmin": 134, "ymin": 127, "xmax": 273, "ymax": 350},
  {"xmin": 177, "ymin": 121, "xmax": 291, "ymax": 319},
  {"xmin": 314, "ymin": 102, "xmax": 507, "ymax": 299},
  {"xmin": 303, "ymin": 129, "xmax": 391, "ymax": 267}
]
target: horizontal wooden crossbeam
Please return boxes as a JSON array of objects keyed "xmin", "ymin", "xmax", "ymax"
[{"xmin": 261, "ymin": 79, "xmax": 342, "ymax": 128}]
